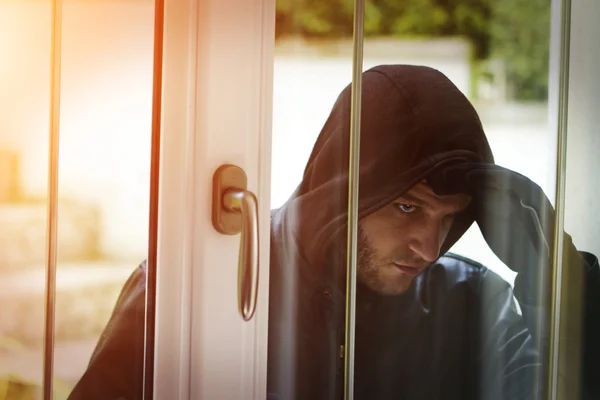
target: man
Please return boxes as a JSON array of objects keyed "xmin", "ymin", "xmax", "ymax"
[{"xmin": 69, "ymin": 65, "xmax": 597, "ymax": 399}]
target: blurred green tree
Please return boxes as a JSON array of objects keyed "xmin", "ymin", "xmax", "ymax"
[
  {"xmin": 489, "ymin": 0, "xmax": 550, "ymax": 100},
  {"xmin": 275, "ymin": 0, "xmax": 550, "ymax": 100}
]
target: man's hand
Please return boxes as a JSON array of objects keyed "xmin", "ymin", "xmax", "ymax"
[
  {"xmin": 431, "ymin": 163, "xmax": 593, "ymax": 359},
  {"xmin": 431, "ymin": 163, "xmax": 556, "ymax": 275}
]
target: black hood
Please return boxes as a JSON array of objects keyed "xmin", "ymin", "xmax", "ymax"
[{"xmin": 273, "ymin": 64, "xmax": 494, "ymax": 286}]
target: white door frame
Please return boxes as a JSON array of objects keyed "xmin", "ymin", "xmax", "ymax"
[{"xmin": 154, "ymin": 0, "xmax": 275, "ymax": 398}]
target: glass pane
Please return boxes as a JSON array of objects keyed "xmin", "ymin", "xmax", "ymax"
[
  {"xmin": 351, "ymin": 0, "xmax": 560, "ymax": 397},
  {"xmin": 266, "ymin": 2, "xmax": 357, "ymax": 398},
  {"xmin": 561, "ymin": 0, "xmax": 600, "ymax": 396},
  {"xmin": 25, "ymin": 0, "xmax": 153, "ymax": 398},
  {"xmin": 0, "ymin": 1, "xmax": 52, "ymax": 396}
]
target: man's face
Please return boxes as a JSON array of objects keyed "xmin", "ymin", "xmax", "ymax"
[{"xmin": 357, "ymin": 180, "xmax": 471, "ymax": 295}]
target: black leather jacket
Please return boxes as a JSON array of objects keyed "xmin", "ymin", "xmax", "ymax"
[
  {"xmin": 266, "ymin": 202, "xmax": 542, "ymax": 400},
  {"xmin": 67, "ymin": 251, "xmax": 542, "ymax": 400}
]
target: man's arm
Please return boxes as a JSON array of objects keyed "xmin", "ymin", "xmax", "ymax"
[
  {"xmin": 68, "ymin": 263, "xmax": 147, "ymax": 400},
  {"xmin": 437, "ymin": 163, "xmax": 600, "ymax": 398}
]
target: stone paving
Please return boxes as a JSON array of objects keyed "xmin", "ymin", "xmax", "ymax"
[{"xmin": 0, "ymin": 262, "xmax": 136, "ymax": 391}]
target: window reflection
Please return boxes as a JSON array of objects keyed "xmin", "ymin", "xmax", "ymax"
[
  {"xmin": 268, "ymin": 0, "xmax": 580, "ymax": 399},
  {"xmin": 57, "ymin": 0, "xmax": 155, "ymax": 395},
  {"xmin": 0, "ymin": 0, "xmax": 153, "ymax": 397}
]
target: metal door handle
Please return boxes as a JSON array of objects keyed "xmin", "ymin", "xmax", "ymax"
[
  {"xmin": 224, "ymin": 188, "xmax": 259, "ymax": 321},
  {"xmin": 212, "ymin": 165, "xmax": 260, "ymax": 321}
]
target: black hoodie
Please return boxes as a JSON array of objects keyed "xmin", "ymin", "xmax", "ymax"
[
  {"xmin": 266, "ymin": 65, "xmax": 541, "ymax": 399},
  {"xmin": 68, "ymin": 65, "xmax": 541, "ymax": 400}
]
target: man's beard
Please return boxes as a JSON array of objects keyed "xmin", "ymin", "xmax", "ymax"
[{"xmin": 356, "ymin": 226, "xmax": 416, "ymax": 295}]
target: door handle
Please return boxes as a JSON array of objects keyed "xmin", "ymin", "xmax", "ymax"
[{"xmin": 212, "ymin": 164, "xmax": 260, "ymax": 321}]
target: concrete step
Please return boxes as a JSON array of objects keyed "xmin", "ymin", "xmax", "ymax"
[
  {"xmin": 0, "ymin": 262, "xmax": 141, "ymax": 397},
  {"xmin": 0, "ymin": 202, "xmax": 101, "ymax": 270},
  {"xmin": 0, "ymin": 339, "xmax": 97, "ymax": 393},
  {"xmin": 0, "ymin": 262, "xmax": 136, "ymax": 347}
]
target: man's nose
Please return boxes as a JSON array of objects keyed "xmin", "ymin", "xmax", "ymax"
[{"xmin": 408, "ymin": 220, "xmax": 443, "ymax": 263}]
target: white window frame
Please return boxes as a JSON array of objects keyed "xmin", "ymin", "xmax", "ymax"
[{"xmin": 154, "ymin": 0, "xmax": 275, "ymax": 398}]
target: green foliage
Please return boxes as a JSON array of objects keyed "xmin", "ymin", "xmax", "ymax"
[
  {"xmin": 275, "ymin": 0, "xmax": 354, "ymax": 37},
  {"xmin": 275, "ymin": 0, "xmax": 550, "ymax": 100},
  {"xmin": 489, "ymin": 0, "xmax": 551, "ymax": 100}
]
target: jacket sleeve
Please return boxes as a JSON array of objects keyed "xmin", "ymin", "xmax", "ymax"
[
  {"xmin": 478, "ymin": 270, "xmax": 543, "ymax": 400},
  {"xmin": 514, "ymin": 249, "xmax": 600, "ymax": 400},
  {"xmin": 68, "ymin": 262, "xmax": 147, "ymax": 400}
]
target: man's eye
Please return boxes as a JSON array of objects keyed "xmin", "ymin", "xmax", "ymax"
[{"xmin": 396, "ymin": 204, "xmax": 416, "ymax": 213}]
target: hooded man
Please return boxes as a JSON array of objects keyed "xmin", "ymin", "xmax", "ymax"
[
  {"xmin": 265, "ymin": 65, "xmax": 539, "ymax": 400},
  {"xmin": 68, "ymin": 65, "xmax": 598, "ymax": 400}
]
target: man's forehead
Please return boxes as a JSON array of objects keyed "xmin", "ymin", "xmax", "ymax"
[{"xmin": 396, "ymin": 180, "xmax": 471, "ymax": 210}]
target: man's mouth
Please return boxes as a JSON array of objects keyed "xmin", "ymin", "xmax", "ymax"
[{"xmin": 392, "ymin": 263, "xmax": 421, "ymax": 276}]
